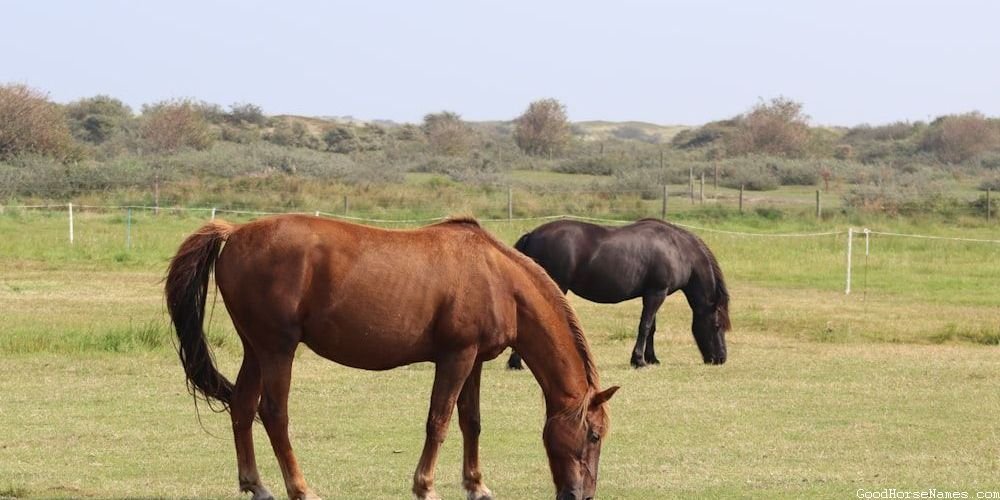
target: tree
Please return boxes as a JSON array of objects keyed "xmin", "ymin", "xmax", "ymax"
[
  {"xmin": 920, "ymin": 112, "xmax": 999, "ymax": 164},
  {"xmin": 422, "ymin": 111, "xmax": 474, "ymax": 156},
  {"xmin": 139, "ymin": 99, "xmax": 214, "ymax": 153},
  {"xmin": 728, "ymin": 97, "xmax": 810, "ymax": 157},
  {"xmin": 514, "ymin": 98, "xmax": 570, "ymax": 156},
  {"xmin": 65, "ymin": 95, "xmax": 133, "ymax": 144},
  {"xmin": 0, "ymin": 83, "xmax": 76, "ymax": 160}
]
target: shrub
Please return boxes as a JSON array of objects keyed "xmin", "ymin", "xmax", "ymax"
[
  {"xmin": 727, "ymin": 97, "xmax": 810, "ymax": 157},
  {"xmin": 422, "ymin": 111, "xmax": 476, "ymax": 156},
  {"xmin": 0, "ymin": 83, "xmax": 76, "ymax": 160},
  {"xmin": 514, "ymin": 98, "xmax": 571, "ymax": 156},
  {"xmin": 552, "ymin": 156, "xmax": 617, "ymax": 175},
  {"xmin": 920, "ymin": 112, "xmax": 999, "ymax": 164},
  {"xmin": 843, "ymin": 168, "xmax": 948, "ymax": 214},
  {"xmin": 139, "ymin": 99, "xmax": 215, "ymax": 153},
  {"xmin": 65, "ymin": 95, "xmax": 134, "ymax": 144},
  {"xmin": 227, "ymin": 102, "xmax": 266, "ymax": 126}
]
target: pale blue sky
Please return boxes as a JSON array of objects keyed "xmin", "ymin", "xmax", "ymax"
[{"xmin": 3, "ymin": 0, "xmax": 999, "ymax": 126}]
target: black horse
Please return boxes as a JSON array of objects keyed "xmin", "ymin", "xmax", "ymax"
[{"xmin": 508, "ymin": 218, "xmax": 730, "ymax": 368}]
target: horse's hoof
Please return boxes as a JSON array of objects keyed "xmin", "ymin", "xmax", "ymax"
[
  {"xmin": 506, "ymin": 362, "xmax": 524, "ymax": 370},
  {"xmin": 467, "ymin": 485, "xmax": 494, "ymax": 500},
  {"xmin": 647, "ymin": 357, "xmax": 661, "ymax": 365},
  {"xmin": 630, "ymin": 358, "xmax": 648, "ymax": 368}
]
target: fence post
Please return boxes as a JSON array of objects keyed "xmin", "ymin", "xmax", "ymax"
[
  {"xmin": 126, "ymin": 208, "xmax": 132, "ymax": 251},
  {"xmin": 343, "ymin": 195, "xmax": 349, "ymax": 215},
  {"xmin": 700, "ymin": 173, "xmax": 705, "ymax": 204},
  {"xmin": 68, "ymin": 202, "xmax": 74, "ymax": 244},
  {"xmin": 154, "ymin": 174, "xmax": 160, "ymax": 215},
  {"xmin": 689, "ymin": 167, "xmax": 694, "ymax": 203},
  {"xmin": 315, "ymin": 210, "xmax": 320, "ymax": 217},
  {"xmin": 816, "ymin": 190, "xmax": 822, "ymax": 218},
  {"xmin": 661, "ymin": 185, "xmax": 668, "ymax": 219},
  {"xmin": 988, "ymin": 189, "xmax": 992, "ymax": 221},
  {"xmin": 210, "ymin": 207, "xmax": 216, "ymax": 221},
  {"xmin": 507, "ymin": 186, "xmax": 513, "ymax": 220},
  {"xmin": 714, "ymin": 162, "xmax": 719, "ymax": 193},
  {"xmin": 845, "ymin": 227, "xmax": 854, "ymax": 295},
  {"xmin": 739, "ymin": 185, "xmax": 744, "ymax": 214}
]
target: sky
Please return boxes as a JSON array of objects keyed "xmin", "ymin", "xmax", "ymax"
[{"xmin": 3, "ymin": 0, "xmax": 999, "ymax": 126}]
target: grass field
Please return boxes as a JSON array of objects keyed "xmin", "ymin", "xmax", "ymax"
[{"xmin": 1, "ymin": 210, "xmax": 998, "ymax": 498}]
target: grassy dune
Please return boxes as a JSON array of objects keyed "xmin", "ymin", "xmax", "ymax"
[{"xmin": 1, "ymin": 211, "xmax": 998, "ymax": 498}]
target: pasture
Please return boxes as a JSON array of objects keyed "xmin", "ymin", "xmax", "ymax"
[{"xmin": 1, "ymin": 210, "xmax": 999, "ymax": 499}]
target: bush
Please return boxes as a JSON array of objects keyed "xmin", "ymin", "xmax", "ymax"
[
  {"xmin": 843, "ymin": 168, "xmax": 948, "ymax": 214},
  {"xmin": 552, "ymin": 156, "xmax": 617, "ymax": 175},
  {"xmin": 727, "ymin": 97, "xmax": 810, "ymax": 157},
  {"xmin": 514, "ymin": 98, "xmax": 571, "ymax": 156},
  {"xmin": 65, "ymin": 95, "xmax": 134, "ymax": 144},
  {"xmin": 139, "ymin": 99, "xmax": 215, "ymax": 153},
  {"xmin": 920, "ymin": 112, "xmax": 1000, "ymax": 164},
  {"xmin": 0, "ymin": 83, "xmax": 77, "ymax": 160},
  {"xmin": 422, "ymin": 111, "xmax": 476, "ymax": 156},
  {"xmin": 227, "ymin": 102, "xmax": 266, "ymax": 126}
]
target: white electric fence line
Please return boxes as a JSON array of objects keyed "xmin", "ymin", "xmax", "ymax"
[
  {"xmin": 4, "ymin": 204, "xmax": 997, "ymax": 241},
  {"xmin": 865, "ymin": 230, "xmax": 1000, "ymax": 244}
]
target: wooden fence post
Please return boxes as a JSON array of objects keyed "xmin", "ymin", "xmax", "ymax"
[
  {"xmin": 816, "ymin": 190, "xmax": 822, "ymax": 218},
  {"xmin": 68, "ymin": 202, "xmax": 74, "ymax": 244},
  {"xmin": 700, "ymin": 173, "xmax": 705, "ymax": 204},
  {"xmin": 739, "ymin": 185, "xmax": 744, "ymax": 214},
  {"xmin": 661, "ymin": 185, "xmax": 668, "ymax": 219},
  {"xmin": 507, "ymin": 186, "xmax": 513, "ymax": 220}
]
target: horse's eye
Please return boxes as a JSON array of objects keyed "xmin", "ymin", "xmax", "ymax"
[{"xmin": 588, "ymin": 431, "xmax": 600, "ymax": 443}]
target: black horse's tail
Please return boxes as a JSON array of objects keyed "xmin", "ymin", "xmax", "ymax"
[
  {"xmin": 165, "ymin": 220, "xmax": 236, "ymax": 411},
  {"xmin": 513, "ymin": 232, "xmax": 532, "ymax": 253}
]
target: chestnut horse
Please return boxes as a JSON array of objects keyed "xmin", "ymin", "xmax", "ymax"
[
  {"xmin": 165, "ymin": 215, "xmax": 618, "ymax": 500},
  {"xmin": 506, "ymin": 218, "xmax": 730, "ymax": 369}
]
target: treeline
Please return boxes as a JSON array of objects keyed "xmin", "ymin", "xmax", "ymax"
[{"xmin": 2, "ymin": 83, "xmax": 999, "ymax": 215}]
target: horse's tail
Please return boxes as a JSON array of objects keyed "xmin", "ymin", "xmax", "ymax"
[
  {"xmin": 513, "ymin": 232, "xmax": 532, "ymax": 253},
  {"xmin": 709, "ymin": 253, "xmax": 732, "ymax": 332},
  {"xmin": 165, "ymin": 220, "xmax": 237, "ymax": 410}
]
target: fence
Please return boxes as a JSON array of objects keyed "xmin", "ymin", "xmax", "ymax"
[{"xmin": 4, "ymin": 202, "xmax": 999, "ymax": 298}]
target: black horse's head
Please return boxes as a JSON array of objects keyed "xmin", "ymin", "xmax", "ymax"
[{"xmin": 692, "ymin": 302, "xmax": 730, "ymax": 365}]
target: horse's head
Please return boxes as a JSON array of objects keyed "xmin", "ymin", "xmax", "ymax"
[
  {"xmin": 543, "ymin": 386, "xmax": 619, "ymax": 500},
  {"xmin": 693, "ymin": 306, "xmax": 729, "ymax": 365}
]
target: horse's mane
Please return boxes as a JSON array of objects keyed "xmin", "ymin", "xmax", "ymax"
[
  {"xmin": 636, "ymin": 218, "xmax": 730, "ymax": 331},
  {"xmin": 457, "ymin": 220, "xmax": 600, "ymax": 391}
]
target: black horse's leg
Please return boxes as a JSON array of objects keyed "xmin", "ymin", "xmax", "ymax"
[
  {"xmin": 506, "ymin": 350, "xmax": 524, "ymax": 370},
  {"xmin": 631, "ymin": 292, "xmax": 666, "ymax": 368},
  {"xmin": 644, "ymin": 317, "xmax": 661, "ymax": 365}
]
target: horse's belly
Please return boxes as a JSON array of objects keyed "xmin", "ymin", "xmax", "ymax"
[{"xmin": 302, "ymin": 316, "xmax": 437, "ymax": 371}]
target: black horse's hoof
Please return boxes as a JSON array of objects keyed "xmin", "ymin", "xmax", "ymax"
[
  {"xmin": 647, "ymin": 357, "xmax": 661, "ymax": 365},
  {"xmin": 506, "ymin": 361, "xmax": 524, "ymax": 370},
  {"xmin": 630, "ymin": 358, "xmax": 648, "ymax": 369}
]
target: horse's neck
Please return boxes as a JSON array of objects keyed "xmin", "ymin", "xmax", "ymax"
[{"xmin": 514, "ymin": 297, "xmax": 592, "ymax": 416}]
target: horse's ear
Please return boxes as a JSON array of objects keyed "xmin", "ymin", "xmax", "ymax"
[{"xmin": 591, "ymin": 386, "xmax": 620, "ymax": 408}]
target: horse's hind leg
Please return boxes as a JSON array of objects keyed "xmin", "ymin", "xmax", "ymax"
[
  {"xmin": 413, "ymin": 349, "xmax": 477, "ymax": 500},
  {"xmin": 257, "ymin": 350, "xmax": 320, "ymax": 500},
  {"xmin": 232, "ymin": 345, "xmax": 275, "ymax": 500},
  {"xmin": 644, "ymin": 317, "xmax": 661, "ymax": 365},
  {"xmin": 458, "ymin": 362, "xmax": 492, "ymax": 500},
  {"xmin": 631, "ymin": 292, "xmax": 666, "ymax": 368}
]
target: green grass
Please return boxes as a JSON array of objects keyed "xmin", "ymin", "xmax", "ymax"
[{"xmin": 1, "ymin": 210, "xmax": 998, "ymax": 498}]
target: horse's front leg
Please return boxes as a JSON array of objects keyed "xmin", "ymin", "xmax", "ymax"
[
  {"xmin": 632, "ymin": 292, "xmax": 666, "ymax": 368},
  {"xmin": 413, "ymin": 350, "xmax": 477, "ymax": 500},
  {"xmin": 458, "ymin": 362, "xmax": 493, "ymax": 500}
]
